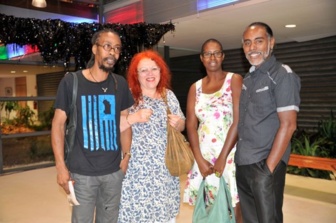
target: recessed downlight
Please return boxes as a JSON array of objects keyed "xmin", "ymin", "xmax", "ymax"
[{"xmin": 285, "ymin": 24, "xmax": 296, "ymax": 28}]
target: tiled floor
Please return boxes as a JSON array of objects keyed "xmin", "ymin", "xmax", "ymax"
[{"xmin": 0, "ymin": 167, "xmax": 335, "ymax": 223}]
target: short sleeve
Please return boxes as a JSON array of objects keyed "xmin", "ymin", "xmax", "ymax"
[
  {"xmin": 274, "ymin": 65, "xmax": 301, "ymax": 112},
  {"xmin": 167, "ymin": 89, "xmax": 185, "ymax": 119},
  {"xmin": 115, "ymin": 74, "xmax": 134, "ymax": 111},
  {"xmin": 54, "ymin": 72, "xmax": 74, "ymax": 116}
]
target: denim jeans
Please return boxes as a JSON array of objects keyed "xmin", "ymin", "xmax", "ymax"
[{"xmin": 71, "ymin": 170, "xmax": 124, "ymax": 223}]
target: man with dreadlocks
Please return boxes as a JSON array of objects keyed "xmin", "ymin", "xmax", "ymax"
[{"xmin": 51, "ymin": 29, "xmax": 151, "ymax": 223}]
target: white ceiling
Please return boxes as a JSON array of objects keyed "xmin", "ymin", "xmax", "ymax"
[
  {"xmin": 156, "ymin": 0, "xmax": 336, "ymax": 57},
  {"xmin": 1, "ymin": 0, "xmax": 336, "ymax": 77}
]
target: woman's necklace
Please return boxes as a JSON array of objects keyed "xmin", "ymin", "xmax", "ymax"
[{"xmin": 89, "ymin": 69, "xmax": 108, "ymax": 93}]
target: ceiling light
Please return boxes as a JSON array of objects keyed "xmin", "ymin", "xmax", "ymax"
[
  {"xmin": 32, "ymin": 0, "xmax": 47, "ymax": 8},
  {"xmin": 285, "ymin": 24, "xmax": 296, "ymax": 28},
  {"xmin": 10, "ymin": 71, "xmax": 16, "ymax": 74}
]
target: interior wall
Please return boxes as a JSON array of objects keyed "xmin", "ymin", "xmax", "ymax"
[
  {"xmin": 0, "ymin": 78, "xmax": 15, "ymax": 97},
  {"xmin": 143, "ymin": 0, "xmax": 197, "ymax": 23}
]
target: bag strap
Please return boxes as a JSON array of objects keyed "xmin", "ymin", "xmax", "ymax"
[
  {"xmin": 162, "ymin": 90, "xmax": 171, "ymax": 115},
  {"xmin": 69, "ymin": 72, "xmax": 78, "ymax": 114},
  {"xmin": 65, "ymin": 72, "xmax": 78, "ymax": 164}
]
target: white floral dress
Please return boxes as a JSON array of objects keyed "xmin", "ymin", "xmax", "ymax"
[
  {"xmin": 183, "ymin": 72, "xmax": 239, "ymax": 207},
  {"xmin": 118, "ymin": 89, "xmax": 185, "ymax": 223}
]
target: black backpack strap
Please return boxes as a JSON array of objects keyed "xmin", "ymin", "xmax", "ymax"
[
  {"xmin": 64, "ymin": 72, "xmax": 78, "ymax": 166},
  {"xmin": 70, "ymin": 72, "xmax": 78, "ymax": 114}
]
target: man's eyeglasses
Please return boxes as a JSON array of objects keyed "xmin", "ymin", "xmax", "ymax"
[
  {"xmin": 96, "ymin": 43, "xmax": 122, "ymax": 54},
  {"xmin": 138, "ymin": 67, "xmax": 160, "ymax": 76},
  {"xmin": 201, "ymin": 51, "xmax": 224, "ymax": 58}
]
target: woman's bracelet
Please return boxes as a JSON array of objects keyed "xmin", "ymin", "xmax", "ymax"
[
  {"xmin": 123, "ymin": 152, "xmax": 131, "ymax": 159},
  {"xmin": 126, "ymin": 114, "xmax": 132, "ymax": 126}
]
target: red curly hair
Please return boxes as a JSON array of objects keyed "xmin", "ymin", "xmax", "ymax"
[{"xmin": 127, "ymin": 50, "xmax": 171, "ymax": 105}]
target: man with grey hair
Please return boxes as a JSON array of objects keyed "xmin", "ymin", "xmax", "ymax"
[{"xmin": 235, "ymin": 22, "xmax": 301, "ymax": 223}]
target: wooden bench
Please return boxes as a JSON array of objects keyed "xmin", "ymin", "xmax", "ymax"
[{"xmin": 288, "ymin": 154, "xmax": 336, "ymax": 175}]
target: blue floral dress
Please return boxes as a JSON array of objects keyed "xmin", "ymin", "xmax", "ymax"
[
  {"xmin": 118, "ymin": 89, "xmax": 185, "ymax": 223},
  {"xmin": 183, "ymin": 72, "xmax": 239, "ymax": 207}
]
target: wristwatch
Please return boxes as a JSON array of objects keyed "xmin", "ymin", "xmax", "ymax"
[{"xmin": 123, "ymin": 152, "xmax": 131, "ymax": 159}]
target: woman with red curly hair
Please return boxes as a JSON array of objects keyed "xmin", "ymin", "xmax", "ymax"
[{"xmin": 118, "ymin": 50, "xmax": 185, "ymax": 223}]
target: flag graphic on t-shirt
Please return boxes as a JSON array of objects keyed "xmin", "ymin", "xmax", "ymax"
[{"xmin": 81, "ymin": 94, "xmax": 117, "ymax": 151}]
